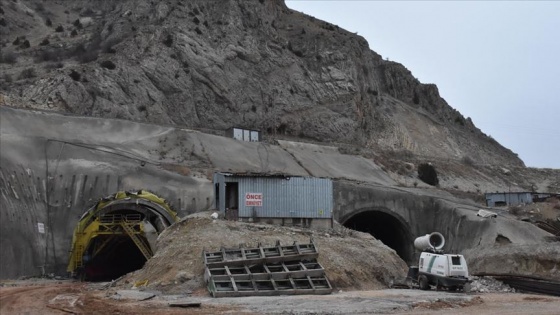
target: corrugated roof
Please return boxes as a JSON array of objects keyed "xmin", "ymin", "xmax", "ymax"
[{"xmin": 218, "ymin": 172, "xmax": 310, "ymax": 179}]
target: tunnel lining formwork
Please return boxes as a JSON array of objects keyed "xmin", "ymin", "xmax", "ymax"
[{"xmin": 67, "ymin": 190, "xmax": 178, "ymax": 280}]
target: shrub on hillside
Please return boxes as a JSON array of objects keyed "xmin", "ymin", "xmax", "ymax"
[
  {"xmin": 69, "ymin": 70, "xmax": 81, "ymax": 81},
  {"xmin": 455, "ymin": 116, "xmax": 465, "ymax": 126},
  {"xmin": 19, "ymin": 40, "xmax": 30, "ymax": 49},
  {"xmin": 413, "ymin": 91, "xmax": 420, "ymax": 104},
  {"xmin": 55, "ymin": 25, "xmax": 64, "ymax": 32},
  {"xmin": 461, "ymin": 156, "xmax": 475, "ymax": 166},
  {"xmin": 418, "ymin": 163, "xmax": 439, "ymax": 186},
  {"xmin": 18, "ymin": 68, "xmax": 36, "ymax": 79},
  {"xmin": 35, "ymin": 48, "xmax": 62, "ymax": 62},
  {"xmin": 163, "ymin": 34, "xmax": 173, "ymax": 47},
  {"xmin": 73, "ymin": 19, "xmax": 83, "ymax": 29},
  {"xmin": 3, "ymin": 74, "xmax": 13, "ymax": 83},
  {"xmin": 0, "ymin": 51, "xmax": 18, "ymax": 64},
  {"xmin": 70, "ymin": 43, "xmax": 99, "ymax": 63}
]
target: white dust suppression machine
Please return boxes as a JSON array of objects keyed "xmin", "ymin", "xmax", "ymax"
[{"xmin": 407, "ymin": 232, "xmax": 470, "ymax": 291}]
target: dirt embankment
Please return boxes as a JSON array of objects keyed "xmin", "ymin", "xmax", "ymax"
[{"xmin": 119, "ymin": 212, "xmax": 408, "ymax": 294}]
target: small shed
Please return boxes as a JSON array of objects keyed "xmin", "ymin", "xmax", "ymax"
[
  {"xmin": 226, "ymin": 127, "xmax": 260, "ymax": 142},
  {"xmin": 485, "ymin": 192, "xmax": 533, "ymax": 207},
  {"xmin": 213, "ymin": 173, "xmax": 333, "ymax": 228}
]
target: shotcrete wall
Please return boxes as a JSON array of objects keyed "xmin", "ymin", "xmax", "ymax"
[
  {"xmin": 0, "ymin": 150, "xmax": 212, "ymax": 278},
  {"xmin": 0, "ymin": 127, "xmax": 213, "ymax": 278},
  {"xmin": 333, "ymin": 181, "xmax": 551, "ymax": 264},
  {"xmin": 1, "ymin": 107, "xmax": 552, "ymax": 279},
  {"xmin": 0, "ymin": 106, "xmax": 397, "ymax": 279}
]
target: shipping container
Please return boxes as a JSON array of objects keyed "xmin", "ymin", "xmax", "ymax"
[
  {"xmin": 213, "ymin": 173, "xmax": 332, "ymax": 220},
  {"xmin": 485, "ymin": 192, "xmax": 533, "ymax": 207}
]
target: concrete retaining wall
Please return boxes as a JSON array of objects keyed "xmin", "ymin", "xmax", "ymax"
[
  {"xmin": 333, "ymin": 180, "xmax": 551, "ymax": 263},
  {"xmin": 0, "ymin": 107, "xmax": 553, "ymax": 278}
]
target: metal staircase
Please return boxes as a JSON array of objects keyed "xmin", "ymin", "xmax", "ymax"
[
  {"xmin": 74, "ymin": 244, "xmax": 84, "ymax": 269},
  {"xmin": 203, "ymin": 240, "xmax": 332, "ymax": 297},
  {"xmin": 121, "ymin": 221, "xmax": 153, "ymax": 260},
  {"xmin": 68, "ymin": 214, "xmax": 153, "ymax": 275}
]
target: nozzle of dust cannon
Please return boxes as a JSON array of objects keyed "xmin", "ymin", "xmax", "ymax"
[{"xmin": 414, "ymin": 232, "xmax": 445, "ymax": 251}]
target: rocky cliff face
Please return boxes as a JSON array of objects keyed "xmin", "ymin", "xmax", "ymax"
[{"xmin": 0, "ymin": 0, "xmax": 523, "ymax": 167}]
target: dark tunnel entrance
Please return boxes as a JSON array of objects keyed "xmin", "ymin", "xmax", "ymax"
[
  {"xmin": 68, "ymin": 191, "xmax": 179, "ymax": 281},
  {"xmin": 84, "ymin": 236, "xmax": 147, "ymax": 281},
  {"xmin": 343, "ymin": 210, "xmax": 414, "ymax": 263}
]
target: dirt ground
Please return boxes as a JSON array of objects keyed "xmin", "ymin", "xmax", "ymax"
[
  {"xmin": 0, "ymin": 280, "xmax": 237, "ymax": 315},
  {"xmin": 2, "ymin": 279, "xmax": 559, "ymax": 315},
  {"xmin": 3, "ymin": 211, "xmax": 558, "ymax": 314}
]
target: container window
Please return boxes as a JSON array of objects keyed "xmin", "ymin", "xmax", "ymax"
[{"xmin": 451, "ymin": 256, "xmax": 461, "ymax": 265}]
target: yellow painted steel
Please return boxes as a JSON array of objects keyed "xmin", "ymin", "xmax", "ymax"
[
  {"xmin": 67, "ymin": 190, "xmax": 178, "ymax": 274},
  {"xmin": 121, "ymin": 220, "xmax": 153, "ymax": 260}
]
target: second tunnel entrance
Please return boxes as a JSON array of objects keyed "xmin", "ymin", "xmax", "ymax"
[{"xmin": 343, "ymin": 210, "xmax": 414, "ymax": 263}]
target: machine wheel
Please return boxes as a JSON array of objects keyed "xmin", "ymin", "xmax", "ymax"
[
  {"xmin": 418, "ymin": 275, "xmax": 430, "ymax": 290},
  {"xmin": 448, "ymin": 285, "xmax": 458, "ymax": 291}
]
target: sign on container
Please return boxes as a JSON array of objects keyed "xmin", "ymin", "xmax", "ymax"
[{"xmin": 245, "ymin": 193, "xmax": 263, "ymax": 207}]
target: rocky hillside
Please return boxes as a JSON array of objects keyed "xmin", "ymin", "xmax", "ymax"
[{"xmin": 0, "ymin": 0, "xmax": 522, "ymax": 168}]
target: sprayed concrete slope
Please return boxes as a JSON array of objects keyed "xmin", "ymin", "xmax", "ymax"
[
  {"xmin": 333, "ymin": 181, "xmax": 554, "ymax": 265},
  {"xmin": 0, "ymin": 106, "xmax": 556, "ymax": 279}
]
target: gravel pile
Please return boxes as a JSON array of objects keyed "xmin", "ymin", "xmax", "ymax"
[{"xmin": 469, "ymin": 276, "xmax": 515, "ymax": 293}]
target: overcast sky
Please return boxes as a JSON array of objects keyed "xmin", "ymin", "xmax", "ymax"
[{"xmin": 286, "ymin": 1, "xmax": 560, "ymax": 169}]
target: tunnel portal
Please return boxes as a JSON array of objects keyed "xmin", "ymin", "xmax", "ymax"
[
  {"xmin": 343, "ymin": 210, "xmax": 414, "ymax": 263},
  {"xmin": 68, "ymin": 190, "xmax": 178, "ymax": 281}
]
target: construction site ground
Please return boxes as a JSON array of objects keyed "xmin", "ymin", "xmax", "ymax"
[
  {"xmin": 1, "ymin": 279, "xmax": 560, "ymax": 315},
  {"xmin": 2, "ymin": 210, "xmax": 559, "ymax": 314}
]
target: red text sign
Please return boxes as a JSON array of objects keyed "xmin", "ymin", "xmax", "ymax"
[{"xmin": 245, "ymin": 193, "xmax": 263, "ymax": 207}]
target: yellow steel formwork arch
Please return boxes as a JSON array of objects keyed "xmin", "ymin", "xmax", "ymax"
[{"xmin": 67, "ymin": 190, "xmax": 179, "ymax": 276}]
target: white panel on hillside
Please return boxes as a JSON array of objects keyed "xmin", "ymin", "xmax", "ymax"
[
  {"xmin": 250, "ymin": 131, "xmax": 259, "ymax": 142},
  {"xmin": 233, "ymin": 128, "xmax": 243, "ymax": 141}
]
